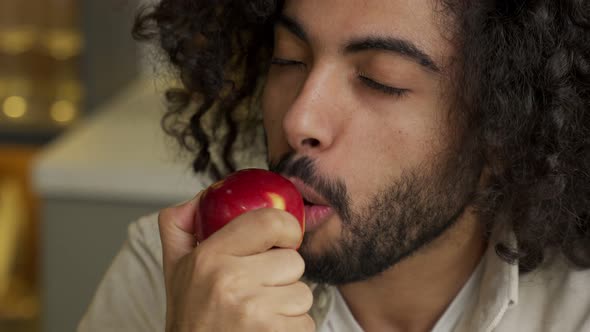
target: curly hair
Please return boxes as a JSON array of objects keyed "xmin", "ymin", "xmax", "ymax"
[{"xmin": 133, "ymin": 0, "xmax": 590, "ymax": 272}]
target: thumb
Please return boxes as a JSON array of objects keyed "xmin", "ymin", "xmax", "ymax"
[{"xmin": 158, "ymin": 192, "xmax": 203, "ymax": 280}]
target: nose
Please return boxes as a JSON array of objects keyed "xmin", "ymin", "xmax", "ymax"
[{"xmin": 282, "ymin": 66, "xmax": 342, "ymax": 155}]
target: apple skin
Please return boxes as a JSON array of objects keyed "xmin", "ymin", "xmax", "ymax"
[{"xmin": 196, "ymin": 169, "xmax": 305, "ymax": 244}]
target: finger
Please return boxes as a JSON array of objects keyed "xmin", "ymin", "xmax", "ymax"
[
  {"xmin": 276, "ymin": 314, "xmax": 316, "ymax": 332},
  {"xmin": 257, "ymin": 281, "xmax": 314, "ymax": 317},
  {"xmin": 158, "ymin": 192, "xmax": 203, "ymax": 281},
  {"xmin": 242, "ymin": 249, "xmax": 305, "ymax": 286},
  {"xmin": 205, "ymin": 208, "xmax": 303, "ymax": 256}
]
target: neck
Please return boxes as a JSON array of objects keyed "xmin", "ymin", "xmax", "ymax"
[{"xmin": 337, "ymin": 209, "xmax": 487, "ymax": 332}]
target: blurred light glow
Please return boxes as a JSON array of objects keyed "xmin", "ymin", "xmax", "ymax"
[
  {"xmin": 3, "ymin": 96, "xmax": 27, "ymax": 119},
  {"xmin": 0, "ymin": 26, "xmax": 36, "ymax": 55},
  {"xmin": 50, "ymin": 100, "xmax": 77, "ymax": 123},
  {"xmin": 44, "ymin": 29, "xmax": 83, "ymax": 60}
]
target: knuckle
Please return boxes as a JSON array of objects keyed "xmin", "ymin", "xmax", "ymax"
[
  {"xmin": 210, "ymin": 273, "xmax": 241, "ymax": 307},
  {"xmin": 258, "ymin": 209, "xmax": 285, "ymax": 228},
  {"xmin": 293, "ymin": 282, "xmax": 314, "ymax": 312},
  {"xmin": 298, "ymin": 283, "xmax": 314, "ymax": 311},
  {"xmin": 278, "ymin": 249, "xmax": 305, "ymax": 277},
  {"xmin": 255, "ymin": 210, "xmax": 287, "ymax": 242},
  {"xmin": 240, "ymin": 297, "xmax": 260, "ymax": 319},
  {"xmin": 288, "ymin": 251, "xmax": 306, "ymax": 275},
  {"xmin": 235, "ymin": 296, "xmax": 267, "ymax": 329},
  {"xmin": 209, "ymin": 267, "xmax": 250, "ymax": 307},
  {"xmin": 263, "ymin": 209, "xmax": 299, "ymax": 236}
]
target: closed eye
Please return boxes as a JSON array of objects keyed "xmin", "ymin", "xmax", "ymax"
[
  {"xmin": 271, "ymin": 57, "xmax": 306, "ymax": 68},
  {"xmin": 359, "ymin": 75, "xmax": 410, "ymax": 97}
]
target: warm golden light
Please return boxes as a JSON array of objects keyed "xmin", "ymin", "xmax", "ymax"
[
  {"xmin": 2, "ymin": 96, "xmax": 27, "ymax": 118},
  {"xmin": 43, "ymin": 29, "xmax": 83, "ymax": 60},
  {"xmin": 0, "ymin": 26, "xmax": 36, "ymax": 55},
  {"xmin": 50, "ymin": 100, "xmax": 77, "ymax": 123}
]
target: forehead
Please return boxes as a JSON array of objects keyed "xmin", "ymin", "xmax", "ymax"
[{"xmin": 281, "ymin": 0, "xmax": 451, "ymax": 60}]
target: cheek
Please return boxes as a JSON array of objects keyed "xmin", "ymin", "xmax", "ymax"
[
  {"xmin": 373, "ymin": 97, "xmax": 447, "ymax": 158},
  {"xmin": 339, "ymin": 103, "xmax": 445, "ymax": 203},
  {"xmin": 362, "ymin": 111, "xmax": 433, "ymax": 166}
]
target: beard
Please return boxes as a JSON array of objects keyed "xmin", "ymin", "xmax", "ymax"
[{"xmin": 269, "ymin": 145, "xmax": 482, "ymax": 285}]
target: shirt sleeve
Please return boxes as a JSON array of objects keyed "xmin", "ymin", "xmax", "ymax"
[{"xmin": 78, "ymin": 214, "xmax": 166, "ymax": 332}]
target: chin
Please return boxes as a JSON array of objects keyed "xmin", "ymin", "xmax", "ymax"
[{"xmin": 301, "ymin": 216, "xmax": 342, "ymax": 253}]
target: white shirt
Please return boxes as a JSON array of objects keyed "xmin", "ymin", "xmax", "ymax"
[
  {"xmin": 318, "ymin": 258, "xmax": 485, "ymax": 332},
  {"xmin": 79, "ymin": 213, "xmax": 590, "ymax": 332}
]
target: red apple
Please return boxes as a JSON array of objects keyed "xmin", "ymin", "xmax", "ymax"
[{"xmin": 196, "ymin": 169, "xmax": 305, "ymax": 245}]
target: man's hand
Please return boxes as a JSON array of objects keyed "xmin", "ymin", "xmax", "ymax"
[{"xmin": 158, "ymin": 193, "xmax": 315, "ymax": 332}]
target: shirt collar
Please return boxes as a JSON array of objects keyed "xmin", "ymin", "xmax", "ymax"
[
  {"xmin": 455, "ymin": 221, "xmax": 519, "ymax": 332},
  {"xmin": 304, "ymin": 221, "xmax": 520, "ymax": 331}
]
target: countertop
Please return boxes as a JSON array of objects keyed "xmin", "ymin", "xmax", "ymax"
[{"xmin": 33, "ymin": 79, "xmax": 211, "ymax": 203}]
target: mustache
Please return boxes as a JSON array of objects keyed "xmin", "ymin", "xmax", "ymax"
[{"xmin": 269, "ymin": 152, "xmax": 352, "ymax": 222}]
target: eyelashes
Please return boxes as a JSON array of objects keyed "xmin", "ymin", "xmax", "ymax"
[
  {"xmin": 357, "ymin": 75, "xmax": 409, "ymax": 97},
  {"xmin": 270, "ymin": 57, "xmax": 306, "ymax": 67},
  {"xmin": 270, "ymin": 57, "xmax": 410, "ymax": 97}
]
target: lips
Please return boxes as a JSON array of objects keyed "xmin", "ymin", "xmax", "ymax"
[
  {"xmin": 286, "ymin": 177, "xmax": 334, "ymax": 232},
  {"xmin": 287, "ymin": 177, "xmax": 330, "ymax": 206}
]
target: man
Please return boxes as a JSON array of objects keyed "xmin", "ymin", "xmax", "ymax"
[{"xmin": 79, "ymin": 0, "xmax": 590, "ymax": 331}]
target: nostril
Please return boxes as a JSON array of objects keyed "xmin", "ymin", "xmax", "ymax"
[{"xmin": 302, "ymin": 138, "xmax": 320, "ymax": 148}]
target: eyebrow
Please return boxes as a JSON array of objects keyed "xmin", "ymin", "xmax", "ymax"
[
  {"xmin": 277, "ymin": 15, "xmax": 309, "ymax": 43},
  {"xmin": 276, "ymin": 14, "xmax": 440, "ymax": 73},
  {"xmin": 345, "ymin": 38, "xmax": 440, "ymax": 73}
]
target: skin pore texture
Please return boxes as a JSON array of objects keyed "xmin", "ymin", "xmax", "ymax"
[{"xmin": 262, "ymin": 0, "xmax": 487, "ymax": 331}]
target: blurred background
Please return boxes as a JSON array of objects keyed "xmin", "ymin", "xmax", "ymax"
[{"xmin": 0, "ymin": 0, "xmax": 214, "ymax": 331}]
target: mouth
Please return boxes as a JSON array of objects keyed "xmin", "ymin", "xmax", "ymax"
[
  {"xmin": 286, "ymin": 177, "xmax": 330, "ymax": 206},
  {"xmin": 286, "ymin": 176, "xmax": 335, "ymax": 232}
]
